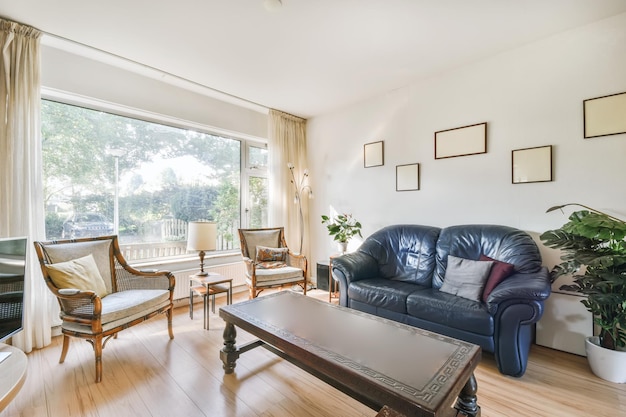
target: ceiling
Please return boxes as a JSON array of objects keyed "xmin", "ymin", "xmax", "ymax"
[{"xmin": 2, "ymin": 0, "xmax": 626, "ymax": 118}]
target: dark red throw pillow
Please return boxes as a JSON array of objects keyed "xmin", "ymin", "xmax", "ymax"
[{"xmin": 480, "ymin": 254, "xmax": 515, "ymax": 302}]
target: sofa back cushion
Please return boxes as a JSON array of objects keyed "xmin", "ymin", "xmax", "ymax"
[
  {"xmin": 358, "ymin": 224, "xmax": 440, "ymax": 285},
  {"xmin": 433, "ymin": 224, "xmax": 543, "ymax": 288}
]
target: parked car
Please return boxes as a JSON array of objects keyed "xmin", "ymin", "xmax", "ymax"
[{"xmin": 62, "ymin": 213, "xmax": 114, "ymax": 239}]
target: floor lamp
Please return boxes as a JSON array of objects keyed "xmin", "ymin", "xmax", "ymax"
[{"xmin": 288, "ymin": 163, "xmax": 313, "ymax": 254}]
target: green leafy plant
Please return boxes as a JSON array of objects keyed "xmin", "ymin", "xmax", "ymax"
[
  {"xmin": 540, "ymin": 203, "xmax": 626, "ymax": 351},
  {"xmin": 321, "ymin": 213, "xmax": 362, "ymax": 243}
]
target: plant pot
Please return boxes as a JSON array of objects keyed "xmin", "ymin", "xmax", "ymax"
[
  {"xmin": 337, "ymin": 241, "xmax": 348, "ymax": 254},
  {"xmin": 585, "ymin": 336, "xmax": 626, "ymax": 383}
]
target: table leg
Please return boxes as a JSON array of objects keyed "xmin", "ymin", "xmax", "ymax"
[
  {"xmin": 454, "ymin": 373, "xmax": 480, "ymax": 417},
  {"xmin": 328, "ymin": 266, "xmax": 332, "ymax": 303},
  {"xmin": 220, "ymin": 322, "xmax": 239, "ymax": 374},
  {"xmin": 203, "ymin": 289, "xmax": 209, "ymax": 330},
  {"xmin": 189, "ymin": 280, "xmax": 193, "ymax": 319}
]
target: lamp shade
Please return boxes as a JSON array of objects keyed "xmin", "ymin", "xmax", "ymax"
[{"xmin": 187, "ymin": 221, "xmax": 217, "ymax": 251}]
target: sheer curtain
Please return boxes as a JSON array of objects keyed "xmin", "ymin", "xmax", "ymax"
[
  {"xmin": 268, "ymin": 110, "xmax": 311, "ymax": 266},
  {"xmin": 0, "ymin": 19, "xmax": 53, "ymax": 351}
]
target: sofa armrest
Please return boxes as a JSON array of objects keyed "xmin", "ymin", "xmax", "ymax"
[
  {"xmin": 486, "ymin": 267, "xmax": 551, "ymax": 313},
  {"xmin": 331, "ymin": 252, "xmax": 379, "ymax": 307},
  {"xmin": 331, "ymin": 252, "xmax": 379, "ymax": 285}
]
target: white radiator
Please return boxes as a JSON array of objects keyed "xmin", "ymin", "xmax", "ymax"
[{"xmin": 172, "ymin": 261, "xmax": 247, "ymax": 300}]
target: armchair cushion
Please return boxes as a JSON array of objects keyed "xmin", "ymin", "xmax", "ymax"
[
  {"xmin": 47, "ymin": 254, "xmax": 108, "ymax": 298},
  {"xmin": 62, "ymin": 289, "xmax": 171, "ymax": 334},
  {"xmin": 245, "ymin": 265, "xmax": 304, "ymax": 287},
  {"xmin": 256, "ymin": 246, "xmax": 288, "ymax": 262},
  {"xmin": 440, "ymin": 255, "xmax": 493, "ymax": 302},
  {"xmin": 256, "ymin": 246, "xmax": 288, "ymax": 269}
]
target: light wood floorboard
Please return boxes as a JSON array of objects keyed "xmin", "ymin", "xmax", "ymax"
[{"xmin": 1, "ymin": 289, "xmax": 624, "ymax": 417}]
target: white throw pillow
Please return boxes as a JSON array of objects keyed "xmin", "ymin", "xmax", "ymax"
[
  {"xmin": 47, "ymin": 253, "xmax": 108, "ymax": 298},
  {"xmin": 440, "ymin": 255, "xmax": 493, "ymax": 302}
]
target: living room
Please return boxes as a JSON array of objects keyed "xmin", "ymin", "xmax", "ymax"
[{"xmin": 1, "ymin": 1, "xmax": 626, "ymax": 416}]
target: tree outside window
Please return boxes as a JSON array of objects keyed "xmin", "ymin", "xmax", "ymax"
[{"xmin": 41, "ymin": 100, "xmax": 266, "ymax": 258}]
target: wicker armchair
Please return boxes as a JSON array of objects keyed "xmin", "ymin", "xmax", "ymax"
[
  {"xmin": 34, "ymin": 235, "xmax": 175, "ymax": 383},
  {"xmin": 238, "ymin": 227, "xmax": 308, "ymax": 299}
]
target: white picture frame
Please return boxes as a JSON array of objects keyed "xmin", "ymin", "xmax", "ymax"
[
  {"xmin": 396, "ymin": 163, "xmax": 420, "ymax": 191},
  {"xmin": 512, "ymin": 145, "xmax": 553, "ymax": 184},
  {"xmin": 434, "ymin": 122, "xmax": 487, "ymax": 159},
  {"xmin": 364, "ymin": 141, "xmax": 384, "ymax": 168}
]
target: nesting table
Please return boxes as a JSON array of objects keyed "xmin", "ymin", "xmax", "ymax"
[{"xmin": 189, "ymin": 273, "xmax": 233, "ymax": 330}]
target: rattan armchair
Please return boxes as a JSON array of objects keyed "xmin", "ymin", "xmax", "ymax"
[
  {"xmin": 238, "ymin": 227, "xmax": 308, "ymax": 299},
  {"xmin": 34, "ymin": 235, "xmax": 175, "ymax": 383}
]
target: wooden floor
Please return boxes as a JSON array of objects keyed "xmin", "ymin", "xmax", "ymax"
[{"xmin": 1, "ymin": 289, "xmax": 625, "ymax": 417}]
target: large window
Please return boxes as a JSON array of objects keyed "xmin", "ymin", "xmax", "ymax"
[{"xmin": 41, "ymin": 99, "xmax": 268, "ymax": 260}]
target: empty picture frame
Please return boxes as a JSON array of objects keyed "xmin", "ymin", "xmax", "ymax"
[
  {"xmin": 583, "ymin": 91, "xmax": 626, "ymax": 138},
  {"xmin": 435, "ymin": 122, "xmax": 487, "ymax": 159},
  {"xmin": 364, "ymin": 141, "xmax": 384, "ymax": 168},
  {"xmin": 512, "ymin": 145, "xmax": 553, "ymax": 184},
  {"xmin": 396, "ymin": 163, "xmax": 420, "ymax": 191}
]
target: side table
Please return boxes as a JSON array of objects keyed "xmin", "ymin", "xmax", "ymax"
[
  {"xmin": 189, "ymin": 273, "xmax": 233, "ymax": 330},
  {"xmin": 0, "ymin": 344, "xmax": 27, "ymax": 412},
  {"xmin": 328, "ymin": 254, "xmax": 341, "ymax": 303}
]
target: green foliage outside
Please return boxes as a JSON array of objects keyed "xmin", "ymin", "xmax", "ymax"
[{"xmin": 41, "ymin": 100, "xmax": 258, "ymax": 249}]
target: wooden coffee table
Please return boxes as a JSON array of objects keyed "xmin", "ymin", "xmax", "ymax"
[{"xmin": 219, "ymin": 291, "xmax": 481, "ymax": 417}]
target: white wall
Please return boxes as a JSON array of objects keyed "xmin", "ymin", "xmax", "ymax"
[
  {"xmin": 40, "ymin": 43, "xmax": 268, "ymax": 139},
  {"xmin": 307, "ymin": 13, "xmax": 626, "ymax": 273}
]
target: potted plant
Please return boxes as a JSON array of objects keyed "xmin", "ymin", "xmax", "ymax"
[
  {"xmin": 321, "ymin": 213, "xmax": 362, "ymax": 253},
  {"xmin": 540, "ymin": 203, "xmax": 626, "ymax": 383}
]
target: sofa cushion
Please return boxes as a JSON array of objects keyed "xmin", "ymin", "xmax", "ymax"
[
  {"xmin": 348, "ymin": 278, "xmax": 426, "ymax": 314},
  {"xmin": 406, "ymin": 288, "xmax": 494, "ymax": 336},
  {"xmin": 358, "ymin": 224, "xmax": 440, "ymax": 285},
  {"xmin": 440, "ymin": 255, "xmax": 493, "ymax": 302},
  {"xmin": 434, "ymin": 224, "xmax": 544, "ymax": 288},
  {"xmin": 480, "ymin": 254, "xmax": 515, "ymax": 302}
]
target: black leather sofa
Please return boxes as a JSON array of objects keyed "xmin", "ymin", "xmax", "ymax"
[{"xmin": 331, "ymin": 224, "xmax": 551, "ymax": 377}]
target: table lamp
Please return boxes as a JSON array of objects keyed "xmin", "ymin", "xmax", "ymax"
[{"xmin": 187, "ymin": 221, "xmax": 217, "ymax": 276}]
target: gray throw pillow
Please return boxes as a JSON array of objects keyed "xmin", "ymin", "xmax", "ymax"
[{"xmin": 440, "ymin": 255, "xmax": 494, "ymax": 302}]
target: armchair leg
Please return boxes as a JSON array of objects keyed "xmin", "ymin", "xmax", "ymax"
[
  {"xmin": 59, "ymin": 334, "xmax": 70, "ymax": 363},
  {"xmin": 167, "ymin": 307, "xmax": 174, "ymax": 339},
  {"xmin": 94, "ymin": 335, "xmax": 103, "ymax": 383}
]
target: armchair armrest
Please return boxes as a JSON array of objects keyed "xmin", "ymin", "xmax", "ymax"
[
  {"xmin": 486, "ymin": 267, "xmax": 551, "ymax": 313},
  {"xmin": 287, "ymin": 251, "xmax": 307, "ymax": 272},
  {"xmin": 115, "ymin": 263, "xmax": 175, "ymax": 292},
  {"xmin": 242, "ymin": 256, "xmax": 255, "ymax": 275},
  {"xmin": 53, "ymin": 288, "xmax": 101, "ymax": 319}
]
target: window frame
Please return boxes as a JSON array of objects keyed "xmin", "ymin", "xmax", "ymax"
[{"xmin": 41, "ymin": 89, "xmax": 268, "ymax": 258}]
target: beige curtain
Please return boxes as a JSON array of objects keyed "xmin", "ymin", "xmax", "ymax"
[
  {"xmin": 0, "ymin": 19, "xmax": 53, "ymax": 351},
  {"xmin": 268, "ymin": 110, "xmax": 311, "ymax": 265}
]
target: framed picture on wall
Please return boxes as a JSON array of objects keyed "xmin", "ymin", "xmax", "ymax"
[
  {"xmin": 583, "ymin": 91, "xmax": 626, "ymax": 138},
  {"xmin": 364, "ymin": 141, "xmax": 384, "ymax": 168},
  {"xmin": 512, "ymin": 145, "xmax": 553, "ymax": 184},
  {"xmin": 396, "ymin": 163, "xmax": 420, "ymax": 191},
  {"xmin": 434, "ymin": 122, "xmax": 487, "ymax": 159}
]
